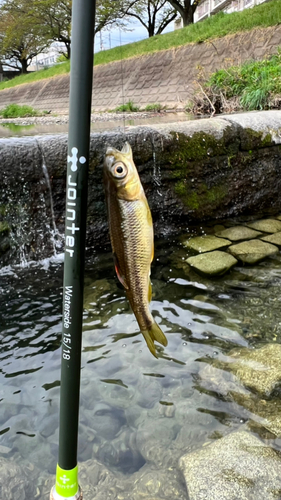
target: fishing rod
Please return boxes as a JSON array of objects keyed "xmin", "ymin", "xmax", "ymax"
[{"xmin": 50, "ymin": 0, "xmax": 96, "ymax": 498}]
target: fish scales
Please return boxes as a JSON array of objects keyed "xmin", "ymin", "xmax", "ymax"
[{"xmin": 103, "ymin": 142, "xmax": 168, "ymax": 357}]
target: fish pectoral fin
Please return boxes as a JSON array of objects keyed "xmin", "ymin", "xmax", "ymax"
[
  {"xmin": 142, "ymin": 322, "xmax": 168, "ymax": 358},
  {"xmin": 113, "ymin": 253, "xmax": 129, "ymax": 290}
]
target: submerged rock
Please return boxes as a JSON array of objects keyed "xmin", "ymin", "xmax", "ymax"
[
  {"xmin": 0, "ymin": 457, "xmax": 37, "ymax": 500},
  {"xmin": 228, "ymin": 239, "xmax": 278, "ymax": 264},
  {"xmin": 179, "ymin": 431, "xmax": 281, "ymax": 500},
  {"xmin": 186, "ymin": 250, "xmax": 237, "ymax": 276},
  {"xmin": 182, "ymin": 235, "xmax": 231, "ymax": 253},
  {"xmin": 226, "ymin": 344, "xmax": 281, "ymax": 398},
  {"xmin": 202, "ymin": 344, "xmax": 281, "ymax": 399},
  {"xmin": 225, "ymin": 344, "xmax": 281, "ymax": 397},
  {"xmin": 215, "ymin": 225, "xmax": 262, "ymax": 241},
  {"xmin": 230, "ymin": 392, "xmax": 281, "ymax": 437},
  {"xmin": 246, "ymin": 219, "xmax": 281, "ymax": 233}
]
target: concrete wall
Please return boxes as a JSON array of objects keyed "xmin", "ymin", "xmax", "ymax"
[
  {"xmin": 1, "ymin": 110, "xmax": 281, "ymax": 265},
  {"xmin": 0, "ymin": 25, "xmax": 280, "ymax": 113}
]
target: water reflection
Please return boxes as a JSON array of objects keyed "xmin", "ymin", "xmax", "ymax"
[
  {"xmin": 0, "ymin": 112, "xmax": 193, "ymax": 137},
  {"xmin": 0, "ymin": 224, "xmax": 281, "ymax": 496}
]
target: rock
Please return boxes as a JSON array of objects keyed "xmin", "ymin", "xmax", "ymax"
[
  {"xmin": 228, "ymin": 344, "xmax": 281, "ymax": 397},
  {"xmin": 0, "ymin": 457, "xmax": 37, "ymax": 500},
  {"xmin": 230, "ymin": 392, "xmax": 281, "ymax": 437},
  {"xmin": 246, "ymin": 219, "xmax": 281, "ymax": 233},
  {"xmin": 186, "ymin": 250, "xmax": 237, "ymax": 276},
  {"xmin": 215, "ymin": 225, "xmax": 262, "ymax": 241},
  {"xmin": 211, "ymin": 344, "xmax": 281, "ymax": 398},
  {"xmin": 228, "ymin": 239, "xmax": 278, "ymax": 264},
  {"xmin": 182, "ymin": 235, "xmax": 231, "ymax": 253},
  {"xmin": 179, "ymin": 431, "xmax": 281, "ymax": 500},
  {"xmin": 261, "ymin": 231, "xmax": 281, "ymax": 247}
]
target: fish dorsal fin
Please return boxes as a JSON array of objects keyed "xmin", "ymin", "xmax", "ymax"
[
  {"xmin": 121, "ymin": 142, "xmax": 133, "ymax": 159},
  {"xmin": 113, "ymin": 253, "xmax": 129, "ymax": 290}
]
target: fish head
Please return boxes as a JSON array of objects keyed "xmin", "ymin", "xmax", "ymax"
[{"xmin": 103, "ymin": 142, "xmax": 142, "ymax": 200}]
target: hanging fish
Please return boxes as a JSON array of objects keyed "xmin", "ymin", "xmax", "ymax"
[{"xmin": 103, "ymin": 142, "xmax": 167, "ymax": 358}]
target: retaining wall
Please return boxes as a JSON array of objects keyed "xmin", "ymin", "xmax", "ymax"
[
  {"xmin": 0, "ymin": 26, "xmax": 280, "ymax": 113},
  {"xmin": 0, "ymin": 110, "xmax": 281, "ymax": 266}
]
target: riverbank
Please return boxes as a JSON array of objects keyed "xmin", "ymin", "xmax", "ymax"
[
  {"xmin": 0, "ymin": 110, "xmax": 163, "ymax": 125},
  {"xmin": 0, "ymin": 23, "xmax": 280, "ymax": 113}
]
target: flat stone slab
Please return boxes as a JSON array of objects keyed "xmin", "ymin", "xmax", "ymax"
[
  {"xmin": 246, "ymin": 219, "xmax": 281, "ymax": 233},
  {"xmin": 228, "ymin": 239, "xmax": 278, "ymax": 264},
  {"xmin": 179, "ymin": 431, "xmax": 281, "ymax": 500},
  {"xmin": 215, "ymin": 225, "xmax": 262, "ymax": 241},
  {"xmin": 186, "ymin": 250, "xmax": 237, "ymax": 276},
  {"xmin": 261, "ymin": 231, "xmax": 281, "ymax": 247},
  {"xmin": 183, "ymin": 235, "xmax": 231, "ymax": 253}
]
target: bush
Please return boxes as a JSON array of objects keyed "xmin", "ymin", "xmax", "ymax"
[
  {"xmin": 0, "ymin": 104, "xmax": 38, "ymax": 118},
  {"xmin": 114, "ymin": 100, "xmax": 140, "ymax": 112}
]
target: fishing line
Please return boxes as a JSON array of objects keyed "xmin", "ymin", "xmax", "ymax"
[{"xmin": 119, "ymin": 28, "xmax": 126, "ymax": 137}]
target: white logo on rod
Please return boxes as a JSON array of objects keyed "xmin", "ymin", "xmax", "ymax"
[{"xmin": 68, "ymin": 147, "xmax": 86, "ymax": 172}]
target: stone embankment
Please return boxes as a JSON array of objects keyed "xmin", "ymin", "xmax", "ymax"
[
  {"xmin": 0, "ymin": 25, "xmax": 280, "ymax": 113},
  {"xmin": 0, "ymin": 109, "xmax": 281, "ymax": 266}
]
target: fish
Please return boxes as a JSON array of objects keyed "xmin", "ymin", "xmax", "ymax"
[{"xmin": 103, "ymin": 142, "xmax": 167, "ymax": 358}]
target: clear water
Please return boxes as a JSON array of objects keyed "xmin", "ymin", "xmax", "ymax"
[
  {"xmin": 0, "ymin": 112, "xmax": 193, "ymax": 137},
  {"xmin": 1, "ymin": 225, "xmax": 281, "ymax": 497}
]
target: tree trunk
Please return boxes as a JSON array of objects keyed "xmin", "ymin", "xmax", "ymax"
[
  {"xmin": 21, "ymin": 58, "xmax": 28, "ymax": 74},
  {"xmin": 182, "ymin": 7, "xmax": 194, "ymax": 25}
]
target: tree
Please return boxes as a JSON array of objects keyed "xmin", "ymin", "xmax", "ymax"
[
  {"xmin": 32, "ymin": 0, "xmax": 72, "ymax": 59},
  {"xmin": 30, "ymin": 0, "xmax": 133, "ymax": 60},
  {"xmin": 125, "ymin": 0, "xmax": 177, "ymax": 37},
  {"xmin": 166, "ymin": 0, "xmax": 200, "ymax": 26},
  {"xmin": 0, "ymin": 0, "xmax": 50, "ymax": 73}
]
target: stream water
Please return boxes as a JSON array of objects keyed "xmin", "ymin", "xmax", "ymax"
[
  {"xmin": 1, "ymin": 221, "xmax": 281, "ymax": 497},
  {"xmin": 0, "ymin": 112, "xmax": 193, "ymax": 137}
]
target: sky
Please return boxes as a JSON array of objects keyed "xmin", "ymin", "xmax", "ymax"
[{"xmin": 94, "ymin": 19, "xmax": 174, "ymax": 53}]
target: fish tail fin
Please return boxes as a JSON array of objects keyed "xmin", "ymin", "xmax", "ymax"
[{"xmin": 142, "ymin": 322, "xmax": 168, "ymax": 358}]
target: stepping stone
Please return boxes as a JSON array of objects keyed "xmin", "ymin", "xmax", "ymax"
[
  {"xmin": 179, "ymin": 431, "xmax": 281, "ymax": 500},
  {"xmin": 261, "ymin": 232, "xmax": 281, "ymax": 247},
  {"xmin": 186, "ymin": 250, "xmax": 237, "ymax": 276},
  {"xmin": 228, "ymin": 239, "xmax": 278, "ymax": 264},
  {"xmin": 183, "ymin": 235, "xmax": 231, "ymax": 253},
  {"xmin": 246, "ymin": 219, "xmax": 281, "ymax": 233},
  {"xmin": 215, "ymin": 225, "xmax": 262, "ymax": 241}
]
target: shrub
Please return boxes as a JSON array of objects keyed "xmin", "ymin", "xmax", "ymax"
[{"xmin": 0, "ymin": 104, "xmax": 38, "ymax": 118}]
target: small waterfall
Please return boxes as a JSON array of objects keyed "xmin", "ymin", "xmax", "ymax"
[
  {"xmin": 150, "ymin": 134, "xmax": 162, "ymax": 197},
  {"xmin": 36, "ymin": 140, "xmax": 64, "ymax": 257},
  {"xmin": 0, "ymin": 179, "xmax": 31, "ymax": 267},
  {"xmin": 0, "ymin": 138, "xmax": 64, "ymax": 268}
]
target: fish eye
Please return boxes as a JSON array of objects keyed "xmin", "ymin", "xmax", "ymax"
[{"xmin": 113, "ymin": 162, "xmax": 127, "ymax": 178}]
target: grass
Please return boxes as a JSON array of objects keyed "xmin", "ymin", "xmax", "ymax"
[
  {"xmin": 0, "ymin": 103, "xmax": 39, "ymax": 117},
  {"xmin": 144, "ymin": 103, "xmax": 164, "ymax": 112},
  {"xmin": 113, "ymin": 100, "xmax": 140, "ymax": 112},
  {"xmin": 208, "ymin": 50, "xmax": 281, "ymax": 110},
  {"xmin": 0, "ymin": 0, "xmax": 280, "ymax": 92}
]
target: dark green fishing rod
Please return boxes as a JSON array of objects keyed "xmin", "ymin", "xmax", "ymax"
[{"xmin": 50, "ymin": 0, "xmax": 96, "ymax": 498}]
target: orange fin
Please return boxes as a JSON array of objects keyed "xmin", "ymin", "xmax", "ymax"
[
  {"xmin": 142, "ymin": 322, "xmax": 168, "ymax": 358},
  {"xmin": 113, "ymin": 253, "xmax": 129, "ymax": 290},
  {"xmin": 148, "ymin": 281, "xmax": 152, "ymax": 303}
]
